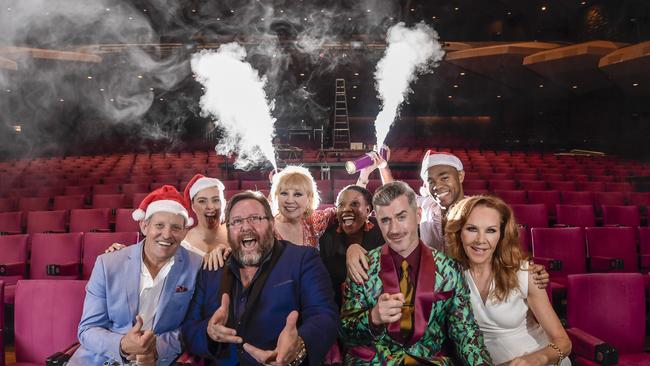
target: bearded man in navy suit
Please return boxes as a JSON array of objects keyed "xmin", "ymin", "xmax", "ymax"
[{"xmin": 182, "ymin": 190, "xmax": 338, "ymax": 366}]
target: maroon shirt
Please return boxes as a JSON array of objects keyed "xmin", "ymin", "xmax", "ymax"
[
  {"xmin": 389, "ymin": 241, "xmax": 422, "ymax": 290},
  {"xmin": 369, "ymin": 242, "xmax": 422, "ymax": 343}
]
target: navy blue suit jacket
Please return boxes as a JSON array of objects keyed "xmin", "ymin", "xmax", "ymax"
[{"xmin": 181, "ymin": 240, "xmax": 338, "ymax": 366}]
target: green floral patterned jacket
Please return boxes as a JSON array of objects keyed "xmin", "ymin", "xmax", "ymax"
[{"xmin": 340, "ymin": 242, "xmax": 492, "ymax": 366}]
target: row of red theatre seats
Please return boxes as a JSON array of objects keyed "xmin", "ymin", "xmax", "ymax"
[
  {"xmin": 0, "ymin": 202, "xmax": 644, "ymax": 238},
  {"xmin": 0, "ymin": 175, "xmax": 634, "ymax": 204},
  {"xmin": 2, "ymin": 169, "xmax": 642, "ymax": 193},
  {"xmin": 523, "ymin": 227, "xmax": 650, "ymax": 313},
  {"xmin": 0, "ymin": 184, "xmax": 648, "ymax": 215},
  {"xmin": 2, "ymin": 272, "xmax": 650, "ymax": 364},
  {"xmin": 0, "ymin": 232, "xmax": 140, "ymax": 306},
  {"xmin": 473, "ymin": 191, "xmax": 649, "ymax": 215},
  {"xmin": 512, "ymin": 204, "xmax": 647, "ymax": 230},
  {"xmin": 0, "ymin": 209, "xmax": 141, "ymax": 235}
]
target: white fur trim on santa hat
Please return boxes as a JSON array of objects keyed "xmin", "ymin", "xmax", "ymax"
[
  {"xmin": 189, "ymin": 177, "xmax": 225, "ymax": 200},
  {"xmin": 132, "ymin": 199, "xmax": 194, "ymax": 226},
  {"xmin": 420, "ymin": 152, "xmax": 463, "ymax": 181}
]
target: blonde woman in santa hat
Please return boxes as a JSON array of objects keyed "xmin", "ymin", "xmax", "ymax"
[{"xmin": 107, "ymin": 174, "xmax": 231, "ymax": 270}]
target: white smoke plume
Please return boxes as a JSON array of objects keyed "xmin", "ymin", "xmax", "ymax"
[
  {"xmin": 191, "ymin": 43, "xmax": 277, "ymax": 171},
  {"xmin": 374, "ymin": 22, "xmax": 444, "ymax": 149}
]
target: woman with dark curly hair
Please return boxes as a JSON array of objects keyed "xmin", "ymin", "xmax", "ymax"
[{"xmin": 446, "ymin": 195, "xmax": 571, "ymax": 366}]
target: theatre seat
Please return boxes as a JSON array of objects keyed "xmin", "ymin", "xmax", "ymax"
[
  {"xmin": 0, "ymin": 235, "xmax": 28, "ymax": 305},
  {"xmin": 26, "ymin": 210, "xmax": 67, "ymax": 234},
  {"xmin": 30, "ymin": 233, "xmax": 82, "ymax": 281},
  {"xmin": 602, "ymin": 205, "xmax": 640, "ymax": 227},
  {"xmin": 585, "ymin": 227, "xmax": 637, "ymax": 273},
  {"xmin": 561, "ymin": 191, "xmax": 594, "ymax": 206},
  {"xmin": 10, "ymin": 280, "xmax": 87, "ymax": 366},
  {"xmin": 566, "ymin": 273, "xmax": 648, "ymax": 365},
  {"xmin": 0, "ymin": 198, "xmax": 15, "ymax": 213},
  {"xmin": 494, "ymin": 190, "xmax": 527, "ymax": 205},
  {"xmin": 556, "ymin": 205, "xmax": 596, "ymax": 227},
  {"xmin": 52, "ymin": 195, "xmax": 85, "ymax": 211},
  {"xmin": 69, "ymin": 208, "xmax": 111, "ymax": 233},
  {"xmin": 82, "ymin": 232, "xmax": 139, "ymax": 279},
  {"xmin": 527, "ymin": 190, "xmax": 561, "ymax": 218},
  {"xmin": 511, "ymin": 204, "xmax": 548, "ymax": 228},
  {"xmin": 0, "ymin": 211, "xmax": 23, "ymax": 235},
  {"xmin": 17, "ymin": 197, "xmax": 50, "ymax": 213},
  {"xmin": 531, "ymin": 227, "xmax": 587, "ymax": 299}
]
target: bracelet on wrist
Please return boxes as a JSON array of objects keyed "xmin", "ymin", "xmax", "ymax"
[
  {"xmin": 289, "ymin": 337, "xmax": 307, "ymax": 366},
  {"xmin": 547, "ymin": 342, "xmax": 565, "ymax": 366}
]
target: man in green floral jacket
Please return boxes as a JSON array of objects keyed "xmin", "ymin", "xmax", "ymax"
[{"xmin": 340, "ymin": 181, "xmax": 491, "ymax": 365}]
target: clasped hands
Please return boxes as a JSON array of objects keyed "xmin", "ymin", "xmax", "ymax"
[
  {"xmin": 119, "ymin": 315, "xmax": 157, "ymax": 366},
  {"xmin": 208, "ymin": 293, "xmax": 304, "ymax": 366}
]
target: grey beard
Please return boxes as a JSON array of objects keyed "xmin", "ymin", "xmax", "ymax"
[
  {"xmin": 235, "ymin": 249, "xmax": 262, "ymax": 266},
  {"xmin": 233, "ymin": 238, "xmax": 273, "ymax": 267}
]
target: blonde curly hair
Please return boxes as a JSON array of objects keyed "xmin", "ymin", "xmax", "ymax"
[{"xmin": 269, "ymin": 165, "xmax": 320, "ymax": 217}]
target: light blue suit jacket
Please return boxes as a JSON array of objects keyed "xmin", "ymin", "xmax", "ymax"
[{"xmin": 69, "ymin": 241, "xmax": 202, "ymax": 366}]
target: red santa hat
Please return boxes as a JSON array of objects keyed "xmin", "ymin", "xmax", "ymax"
[
  {"xmin": 183, "ymin": 173, "xmax": 225, "ymax": 205},
  {"xmin": 132, "ymin": 185, "xmax": 193, "ymax": 226},
  {"xmin": 420, "ymin": 150, "xmax": 464, "ymax": 181}
]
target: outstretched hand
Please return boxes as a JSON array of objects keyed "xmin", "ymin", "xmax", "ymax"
[
  {"xmin": 207, "ymin": 293, "xmax": 242, "ymax": 344},
  {"xmin": 243, "ymin": 311, "xmax": 303, "ymax": 366}
]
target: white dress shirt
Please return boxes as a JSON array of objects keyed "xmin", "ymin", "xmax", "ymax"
[{"xmin": 138, "ymin": 256, "xmax": 175, "ymax": 331}]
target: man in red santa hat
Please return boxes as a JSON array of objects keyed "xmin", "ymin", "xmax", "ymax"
[{"xmin": 69, "ymin": 185, "xmax": 203, "ymax": 366}]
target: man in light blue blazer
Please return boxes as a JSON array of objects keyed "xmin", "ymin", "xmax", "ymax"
[{"xmin": 69, "ymin": 186, "xmax": 203, "ymax": 366}]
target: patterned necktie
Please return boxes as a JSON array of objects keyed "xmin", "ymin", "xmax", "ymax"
[{"xmin": 399, "ymin": 259, "xmax": 414, "ymax": 338}]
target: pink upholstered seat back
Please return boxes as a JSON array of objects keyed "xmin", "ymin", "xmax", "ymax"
[
  {"xmin": 0, "ymin": 234, "xmax": 29, "ymax": 286},
  {"xmin": 556, "ymin": 204, "xmax": 595, "ymax": 227},
  {"xmin": 14, "ymin": 280, "xmax": 87, "ymax": 363},
  {"xmin": 82, "ymin": 232, "xmax": 138, "ymax": 279},
  {"xmin": 585, "ymin": 227, "xmax": 638, "ymax": 272},
  {"xmin": 30, "ymin": 232, "xmax": 83, "ymax": 280},
  {"xmin": 567, "ymin": 273, "xmax": 645, "ymax": 354},
  {"xmin": 531, "ymin": 227, "xmax": 587, "ymax": 281}
]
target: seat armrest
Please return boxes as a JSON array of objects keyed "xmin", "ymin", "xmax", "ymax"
[
  {"xmin": 46, "ymin": 342, "xmax": 80, "ymax": 366},
  {"xmin": 0, "ymin": 262, "xmax": 26, "ymax": 276},
  {"xmin": 173, "ymin": 352, "xmax": 201, "ymax": 365},
  {"xmin": 566, "ymin": 327, "xmax": 617, "ymax": 366},
  {"xmin": 46, "ymin": 263, "xmax": 80, "ymax": 277},
  {"xmin": 590, "ymin": 256, "xmax": 624, "ymax": 271},
  {"xmin": 532, "ymin": 257, "xmax": 563, "ymax": 271}
]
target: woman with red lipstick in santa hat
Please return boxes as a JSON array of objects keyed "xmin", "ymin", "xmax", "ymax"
[{"xmin": 181, "ymin": 174, "xmax": 231, "ymax": 268}]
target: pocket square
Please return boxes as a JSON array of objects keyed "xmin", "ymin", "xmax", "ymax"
[{"xmin": 175, "ymin": 285, "xmax": 188, "ymax": 293}]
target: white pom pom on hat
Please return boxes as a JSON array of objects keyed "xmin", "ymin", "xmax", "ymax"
[{"xmin": 132, "ymin": 185, "xmax": 193, "ymax": 226}]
